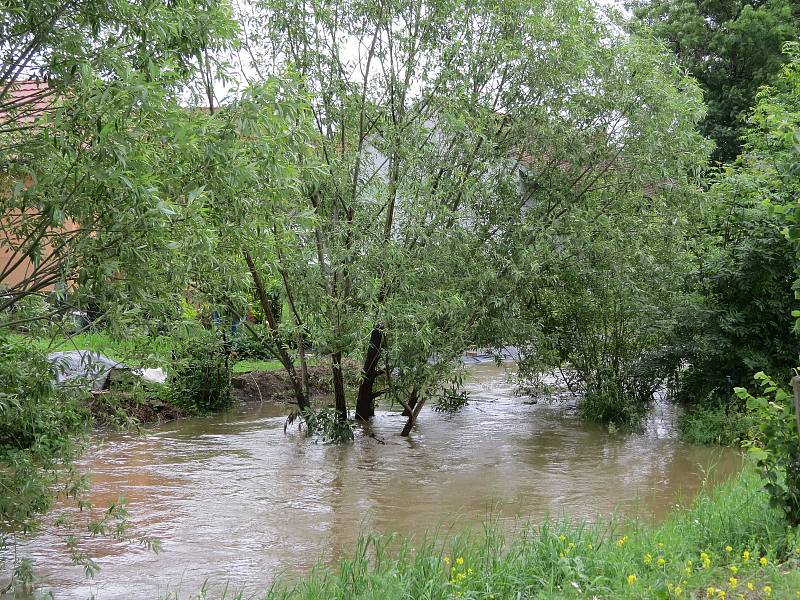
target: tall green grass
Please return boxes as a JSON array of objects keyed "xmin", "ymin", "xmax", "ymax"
[{"xmin": 171, "ymin": 470, "xmax": 800, "ymax": 600}]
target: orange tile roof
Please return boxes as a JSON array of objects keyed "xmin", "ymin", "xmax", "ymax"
[{"xmin": 0, "ymin": 80, "xmax": 53, "ymax": 126}]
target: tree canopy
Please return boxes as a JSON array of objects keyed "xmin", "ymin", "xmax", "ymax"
[{"xmin": 630, "ymin": 0, "xmax": 800, "ymax": 163}]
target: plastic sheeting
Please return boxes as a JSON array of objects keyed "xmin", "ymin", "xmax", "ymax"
[{"xmin": 48, "ymin": 350, "xmax": 166, "ymax": 391}]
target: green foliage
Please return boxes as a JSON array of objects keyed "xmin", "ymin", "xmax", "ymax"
[
  {"xmin": 433, "ymin": 386, "xmax": 470, "ymax": 413},
  {"xmin": 668, "ymin": 198, "xmax": 797, "ymax": 408},
  {"xmin": 679, "ymin": 402, "xmax": 755, "ymax": 446},
  {"xmin": 0, "ymin": 336, "xmax": 89, "ymax": 586},
  {"xmin": 516, "ymin": 190, "xmax": 699, "ymax": 426},
  {"xmin": 756, "ymin": 44, "xmax": 800, "ymax": 304},
  {"xmin": 162, "ymin": 330, "xmax": 234, "ymax": 413},
  {"xmin": 736, "ymin": 373, "xmax": 800, "ymax": 525},
  {"xmin": 222, "ymin": 0, "xmax": 713, "ymax": 429},
  {"xmin": 631, "ymin": 0, "xmax": 800, "ymax": 162},
  {"xmin": 579, "ymin": 389, "xmax": 649, "ymax": 428},
  {"xmin": 230, "ymin": 325, "xmax": 275, "ymax": 361},
  {"xmin": 0, "ymin": 0, "xmax": 239, "ymax": 322},
  {"xmin": 665, "ymin": 44, "xmax": 800, "ymax": 447},
  {"xmin": 302, "ymin": 407, "xmax": 355, "ymax": 444}
]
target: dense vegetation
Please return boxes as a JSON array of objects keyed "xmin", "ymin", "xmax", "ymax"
[{"xmin": 1, "ymin": 0, "xmax": 800, "ymax": 596}]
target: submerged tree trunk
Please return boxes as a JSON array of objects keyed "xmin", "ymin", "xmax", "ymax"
[
  {"xmin": 244, "ymin": 251, "xmax": 309, "ymax": 412},
  {"xmin": 355, "ymin": 325, "xmax": 384, "ymax": 420},
  {"xmin": 331, "ymin": 351, "xmax": 348, "ymax": 421},
  {"xmin": 400, "ymin": 394, "xmax": 426, "ymax": 437}
]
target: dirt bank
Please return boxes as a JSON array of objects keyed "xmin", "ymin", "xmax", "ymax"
[{"xmin": 232, "ymin": 362, "xmax": 360, "ymax": 404}]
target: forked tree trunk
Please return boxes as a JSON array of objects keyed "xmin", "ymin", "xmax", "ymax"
[
  {"xmin": 401, "ymin": 387, "xmax": 419, "ymax": 417},
  {"xmin": 331, "ymin": 351, "xmax": 348, "ymax": 421},
  {"xmin": 400, "ymin": 395, "xmax": 426, "ymax": 437},
  {"xmin": 355, "ymin": 325, "xmax": 384, "ymax": 420}
]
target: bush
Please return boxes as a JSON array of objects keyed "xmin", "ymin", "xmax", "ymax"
[
  {"xmin": 579, "ymin": 388, "xmax": 647, "ymax": 428},
  {"xmin": 0, "ymin": 336, "xmax": 90, "ymax": 539},
  {"xmin": 669, "ymin": 211, "xmax": 797, "ymax": 407},
  {"xmin": 162, "ymin": 330, "xmax": 233, "ymax": 413},
  {"xmin": 679, "ymin": 401, "xmax": 754, "ymax": 446},
  {"xmin": 230, "ymin": 324, "xmax": 275, "ymax": 360},
  {"xmin": 736, "ymin": 372, "xmax": 800, "ymax": 526}
]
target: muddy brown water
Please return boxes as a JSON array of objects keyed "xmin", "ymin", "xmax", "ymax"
[{"xmin": 4, "ymin": 364, "xmax": 740, "ymax": 599}]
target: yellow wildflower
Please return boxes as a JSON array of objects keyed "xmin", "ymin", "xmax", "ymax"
[
  {"xmin": 716, "ymin": 591, "xmax": 726, "ymax": 600},
  {"xmin": 627, "ymin": 574, "xmax": 637, "ymax": 585},
  {"xmin": 725, "ymin": 545, "xmax": 733, "ymax": 553},
  {"xmin": 759, "ymin": 556, "xmax": 768, "ymax": 566},
  {"xmin": 456, "ymin": 557, "xmax": 464, "ymax": 566},
  {"xmin": 617, "ymin": 536, "xmax": 629, "ymax": 548},
  {"xmin": 763, "ymin": 586, "xmax": 772, "ymax": 597},
  {"xmin": 742, "ymin": 550, "xmax": 750, "ymax": 562},
  {"xmin": 658, "ymin": 542, "xmax": 665, "ymax": 549},
  {"xmin": 707, "ymin": 587, "xmax": 716, "ymax": 597},
  {"xmin": 657, "ymin": 558, "xmax": 666, "ymax": 567},
  {"xmin": 728, "ymin": 577, "xmax": 738, "ymax": 588},
  {"xmin": 747, "ymin": 582, "xmax": 754, "ymax": 591},
  {"xmin": 559, "ymin": 534, "xmax": 567, "ymax": 542},
  {"xmin": 674, "ymin": 586, "xmax": 683, "ymax": 596},
  {"xmin": 729, "ymin": 565, "xmax": 738, "ymax": 574},
  {"xmin": 644, "ymin": 553, "xmax": 653, "ymax": 565},
  {"xmin": 700, "ymin": 552, "xmax": 710, "ymax": 561},
  {"xmin": 444, "ymin": 556, "xmax": 450, "ymax": 565},
  {"xmin": 467, "ymin": 568, "xmax": 473, "ymax": 576}
]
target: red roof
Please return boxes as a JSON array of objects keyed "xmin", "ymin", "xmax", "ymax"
[{"xmin": 0, "ymin": 80, "xmax": 53, "ymax": 126}]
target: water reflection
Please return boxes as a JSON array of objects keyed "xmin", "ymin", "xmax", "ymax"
[{"xmin": 4, "ymin": 364, "xmax": 739, "ymax": 599}]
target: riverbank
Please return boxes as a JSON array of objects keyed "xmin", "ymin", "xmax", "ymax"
[
  {"xmin": 176, "ymin": 470, "xmax": 798, "ymax": 600},
  {"xmin": 19, "ymin": 330, "xmax": 360, "ymax": 425}
]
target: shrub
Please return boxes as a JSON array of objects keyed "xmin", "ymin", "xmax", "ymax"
[
  {"xmin": 0, "ymin": 336, "xmax": 90, "ymax": 539},
  {"xmin": 736, "ymin": 372, "xmax": 800, "ymax": 525},
  {"xmin": 162, "ymin": 330, "xmax": 233, "ymax": 413},
  {"xmin": 579, "ymin": 388, "xmax": 647, "ymax": 427},
  {"xmin": 230, "ymin": 324, "xmax": 275, "ymax": 360},
  {"xmin": 679, "ymin": 400, "xmax": 754, "ymax": 446},
  {"xmin": 284, "ymin": 407, "xmax": 354, "ymax": 443}
]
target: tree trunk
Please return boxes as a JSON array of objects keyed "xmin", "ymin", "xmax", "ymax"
[
  {"xmin": 331, "ymin": 351, "xmax": 348, "ymax": 421},
  {"xmin": 400, "ymin": 395, "xmax": 426, "ymax": 437},
  {"xmin": 355, "ymin": 325, "xmax": 384, "ymax": 420},
  {"xmin": 401, "ymin": 387, "xmax": 419, "ymax": 417},
  {"xmin": 244, "ymin": 251, "xmax": 309, "ymax": 412}
]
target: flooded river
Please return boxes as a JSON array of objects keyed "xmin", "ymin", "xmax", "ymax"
[{"xmin": 6, "ymin": 364, "xmax": 740, "ymax": 599}]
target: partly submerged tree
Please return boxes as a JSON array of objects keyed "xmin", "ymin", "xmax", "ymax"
[{"xmin": 232, "ymin": 0, "xmax": 711, "ymax": 433}]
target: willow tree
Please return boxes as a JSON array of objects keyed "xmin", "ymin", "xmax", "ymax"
[
  {"xmin": 0, "ymin": 0, "xmax": 236, "ymax": 321},
  {"xmin": 0, "ymin": 0, "xmax": 238, "ymax": 589},
  {"xmin": 234, "ymin": 0, "xmax": 710, "ymax": 433}
]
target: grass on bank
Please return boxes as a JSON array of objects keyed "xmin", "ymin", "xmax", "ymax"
[{"xmin": 169, "ymin": 470, "xmax": 799, "ymax": 600}]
